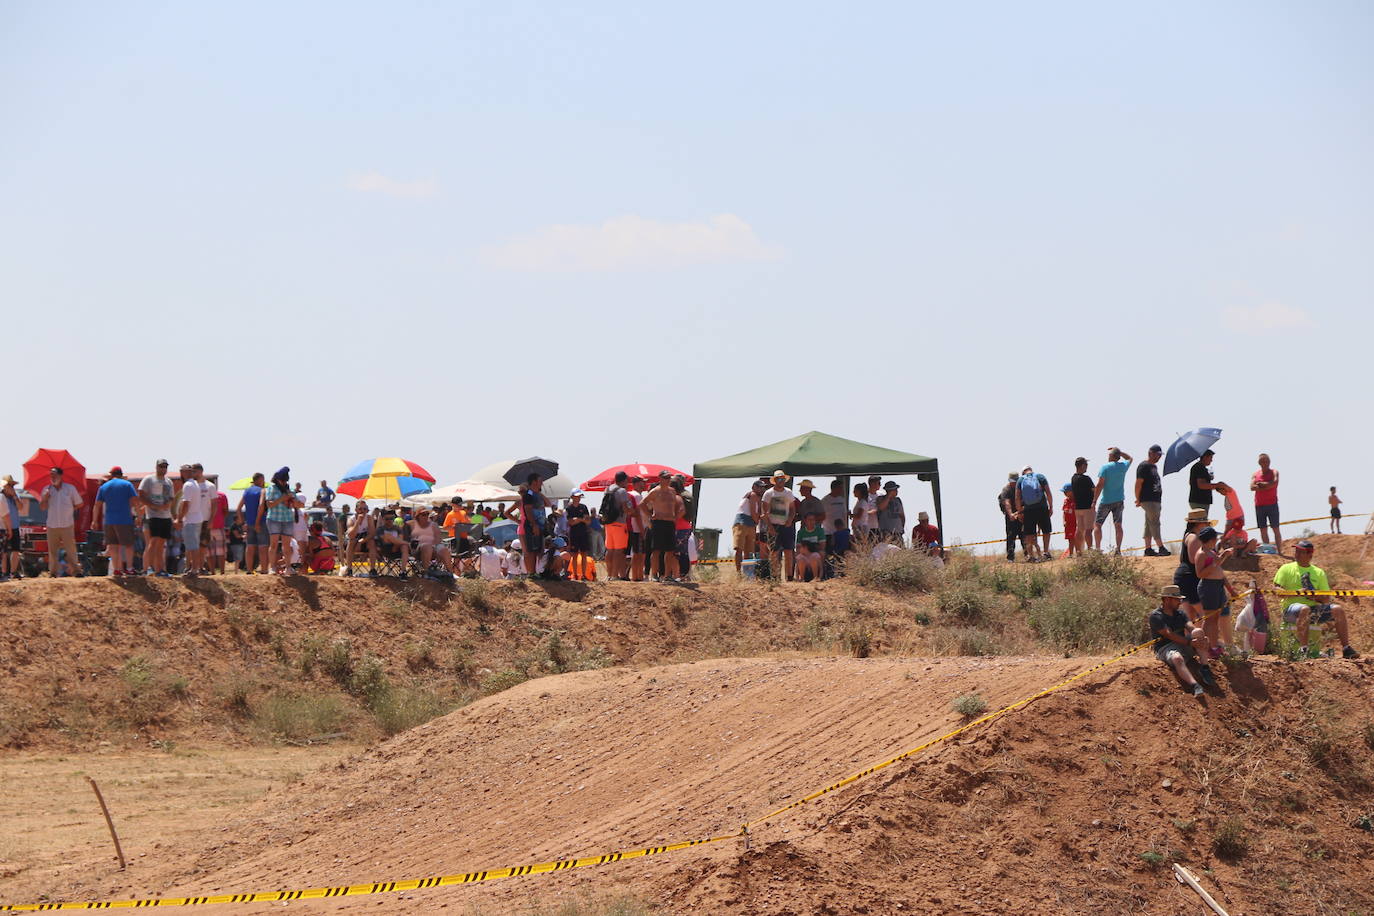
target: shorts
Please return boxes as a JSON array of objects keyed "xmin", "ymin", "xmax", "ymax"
[
  {"xmin": 1331, "ymin": 507, "xmax": 1342, "ymax": 520},
  {"xmin": 1141, "ymin": 502, "xmax": 1162, "ymax": 541},
  {"xmin": 5, "ymin": 529, "xmax": 18, "ymax": 552},
  {"xmin": 628, "ymin": 530, "xmax": 642, "ymax": 553},
  {"xmin": 1188, "ymin": 502, "xmax": 1211, "ymax": 513},
  {"xmin": 651, "ymin": 519, "xmax": 676, "ymax": 552},
  {"xmin": 1095, "ymin": 501, "xmax": 1124, "ymax": 525},
  {"xmin": 771, "ymin": 524, "xmax": 796, "ymax": 551},
  {"xmin": 1256, "ymin": 504, "xmax": 1280, "ymax": 528},
  {"xmin": 675, "ymin": 529, "xmax": 691, "ymax": 555},
  {"xmin": 1022, "ymin": 502, "xmax": 1051, "ymax": 535},
  {"xmin": 104, "ymin": 524, "xmax": 135, "ymax": 547},
  {"xmin": 1172, "ymin": 567, "xmax": 1200, "ymax": 604},
  {"xmin": 146, "ymin": 517, "xmax": 173, "ymax": 540},
  {"xmin": 266, "ymin": 519, "xmax": 294, "ymax": 537},
  {"xmin": 210, "ymin": 529, "xmax": 226, "ymax": 557},
  {"xmin": 1154, "ymin": 642, "xmax": 1194, "ymax": 665},
  {"xmin": 605, "ymin": 522, "xmax": 629, "ymax": 551},
  {"xmin": 569, "ymin": 527, "xmax": 591, "ymax": 552},
  {"xmin": 732, "ymin": 523, "xmax": 757, "ymax": 552},
  {"xmin": 829, "ymin": 529, "xmax": 850, "ymax": 553},
  {"xmin": 181, "ymin": 521, "xmax": 203, "ymax": 551},
  {"xmin": 1199, "ymin": 578, "xmax": 1227, "ymax": 613},
  {"xmin": 245, "ymin": 525, "xmax": 269, "ymax": 547},
  {"xmin": 1284, "ymin": 602, "xmax": 1336, "ymax": 625},
  {"xmin": 1073, "ymin": 508, "xmax": 1095, "ymax": 537}
]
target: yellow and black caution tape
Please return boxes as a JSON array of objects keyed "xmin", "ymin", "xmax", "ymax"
[
  {"xmin": 3, "ymin": 587, "xmax": 1347, "ymax": 912},
  {"xmin": 1264, "ymin": 589, "xmax": 1373, "ymax": 599}
]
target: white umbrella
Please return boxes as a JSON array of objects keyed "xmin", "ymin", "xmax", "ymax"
[
  {"xmin": 415, "ymin": 480, "xmax": 520, "ymax": 505},
  {"xmin": 467, "ymin": 460, "xmax": 575, "ymax": 500}
]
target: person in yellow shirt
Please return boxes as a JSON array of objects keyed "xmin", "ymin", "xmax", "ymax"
[{"xmin": 1274, "ymin": 539, "xmax": 1359, "ymax": 659}]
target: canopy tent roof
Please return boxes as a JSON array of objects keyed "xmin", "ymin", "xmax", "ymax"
[{"xmin": 693, "ymin": 430, "xmax": 938, "ymax": 479}]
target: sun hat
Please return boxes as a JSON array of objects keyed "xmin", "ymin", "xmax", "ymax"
[
  {"xmin": 799, "ymin": 479, "xmax": 815, "ymax": 489},
  {"xmin": 0, "ymin": 474, "xmax": 16, "ymax": 487},
  {"xmin": 884, "ymin": 481, "xmax": 899, "ymax": 491},
  {"xmin": 1185, "ymin": 508, "xmax": 1211, "ymax": 524},
  {"xmin": 771, "ymin": 470, "xmax": 789, "ymax": 482},
  {"xmin": 917, "ymin": 511, "xmax": 930, "ymax": 521},
  {"xmin": 1159, "ymin": 585, "xmax": 1183, "ymax": 599}
]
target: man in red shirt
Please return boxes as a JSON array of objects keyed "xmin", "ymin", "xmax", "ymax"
[
  {"xmin": 1250, "ymin": 453, "xmax": 1281, "ymax": 554},
  {"xmin": 911, "ymin": 511, "xmax": 942, "ymax": 557}
]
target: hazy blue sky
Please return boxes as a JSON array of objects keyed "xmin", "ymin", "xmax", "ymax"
[{"xmin": 4, "ymin": 1, "xmax": 1371, "ymax": 546}]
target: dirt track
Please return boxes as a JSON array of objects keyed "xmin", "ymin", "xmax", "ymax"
[{"xmin": 13, "ymin": 652, "xmax": 1374, "ymax": 915}]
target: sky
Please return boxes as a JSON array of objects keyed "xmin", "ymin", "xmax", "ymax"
[{"xmin": 4, "ymin": 1, "xmax": 1372, "ymax": 548}]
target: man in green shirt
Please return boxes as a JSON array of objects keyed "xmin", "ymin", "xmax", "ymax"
[{"xmin": 1274, "ymin": 539, "xmax": 1359, "ymax": 659}]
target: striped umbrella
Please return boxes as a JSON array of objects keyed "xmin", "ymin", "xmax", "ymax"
[
  {"xmin": 336, "ymin": 475, "xmax": 433, "ymax": 502},
  {"xmin": 338, "ymin": 457, "xmax": 436, "ymax": 484}
]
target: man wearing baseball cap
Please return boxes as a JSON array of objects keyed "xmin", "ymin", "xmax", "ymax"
[
  {"xmin": 1135, "ymin": 445, "xmax": 1167, "ymax": 556},
  {"xmin": 1274, "ymin": 540, "xmax": 1359, "ymax": 659},
  {"xmin": 1150, "ymin": 585, "xmax": 1214, "ymax": 697},
  {"xmin": 876, "ymin": 481, "xmax": 906, "ymax": 545},
  {"xmin": 94, "ymin": 467, "xmax": 139, "ymax": 577},
  {"xmin": 139, "ymin": 459, "xmax": 175, "ymax": 577}
]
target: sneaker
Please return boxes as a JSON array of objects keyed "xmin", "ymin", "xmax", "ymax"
[
  {"xmin": 1143, "ymin": 548, "xmax": 1158, "ymax": 557},
  {"xmin": 1197, "ymin": 666, "xmax": 1217, "ymax": 688},
  {"xmin": 1157, "ymin": 546, "xmax": 1172, "ymax": 556},
  {"xmin": 1112, "ymin": 548, "xmax": 1122, "ymax": 557},
  {"xmin": 156, "ymin": 571, "xmax": 172, "ymax": 578},
  {"xmin": 1192, "ymin": 683, "xmax": 1205, "ymax": 697},
  {"xmin": 1343, "ymin": 645, "xmax": 1361, "ymax": 659}
]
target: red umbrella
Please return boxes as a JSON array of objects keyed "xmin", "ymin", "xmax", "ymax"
[
  {"xmin": 580, "ymin": 463, "xmax": 694, "ymax": 492},
  {"xmin": 23, "ymin": 448, "xmax": 87, "ymax": 492}
]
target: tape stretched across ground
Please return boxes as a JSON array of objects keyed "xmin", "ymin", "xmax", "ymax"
[{"xmin": 2, "ymin": 589, "xmax": 1349, "ymax": 911}]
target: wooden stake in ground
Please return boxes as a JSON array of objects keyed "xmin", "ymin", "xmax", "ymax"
[
  {"xmin": 86, "ymin": 776, "xmax": 127, "ymax": 870},
  {"xmin": 1173, "ymin": 863, "xmax": 1228, "ymax": 916}
]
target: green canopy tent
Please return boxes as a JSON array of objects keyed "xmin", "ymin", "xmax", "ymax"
[{"xmin": 692, "ymin": 430, "xmax": 943, "ymax": 537}]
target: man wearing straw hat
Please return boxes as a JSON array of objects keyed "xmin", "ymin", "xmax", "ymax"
[{"xmin": 1150, "ymin": 585, "xmax": 1214, "ymax": 697}]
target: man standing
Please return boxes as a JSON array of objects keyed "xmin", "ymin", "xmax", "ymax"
[
  {"xmin": 94, "ymin": 467, "xmax": 138, "ymax": 577},
  {"xmin": 315, "ymin": 479, "xmax": 335, "ymax": 510},
  {"xmin": 1092, "ymin": 447, "xmax": 1133, "ymax": 555},
  {"xmin": 209, "ymin": 487, "xmax": 229, "ymax": 574},
  {"xmin": 39, "ymin": 467, "xmax": 84, "ymax": 577},
  {"xmin": 1013, "ymin": 466, "xmax": 1052, "ymax": 562},
  {"xmin": 177, "ymin": 462, "xmax": 213, "ymax": 576},
  {"xmin": 629, "ymin": 476, "xmax": 650, "ymax": 581},
  {"xmin": 0, "ymin": 475, "xmax": 24, "ymax": 580},
  {"xmin": 998, "ymin": 473, "xmax": 1021, "ymax": 562},
  {"xmin": 1274, "ymin": 539, "xmax": 1359, "ymax": 659},
  {"xmin": 732, "ymin": 480, "xmax": 764, "ymax": 573},
  {"xmin": 1135, "ymin": 445, "xmax": 1167, "ymax": 556},
  {"xmin": 515, "ymin": 474, "xmax": 550, "ymax": 575},
  {"xmin": 1188, "ymin": 450, "xmax": 1222, "ymax": 512},
  {"xmin": 236, "ymin": 472, "xmax": 268, "ymax": 574},
  {"xmin": 760, "ymin": 470, "xmax": 798, "ymax": 580},
  {"xmin": 1250, "ymin": 453, "xmax": 1281, "ymax": 554},
  {"xmin": 796, "ymin": 480, "xmax": 825, "ymax": 532},
  {"xmin": 139, "ymin": 459, "xmax": 175, "ymax": 577},
  {"xmin": 1150, "ymin": 585, "xmax": 1214, "ymax": 697},
  {"xmin": 1069, "ymin": 458, "xmax": 1096, "ymax": 555},
  {"xmin": 640, "ymin": 471, "xmax": 682, "ymax": 581},
  {"xmin": 822, "ymin": 479, "xmax": 850, "ymax": 565},
  {"xmin": 600, "ymin": 471, "xmax": 633, "ymax": 580},
  {"xmin": 876, "ymin": 482, "xmax": 906, "ymax": 545}
]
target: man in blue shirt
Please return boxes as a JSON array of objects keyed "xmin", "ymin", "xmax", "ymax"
[
  {"xmin": 236, "ymin": 472, "xmax": 268, "ymax": 574},
  {"xmin": 1093, "ymin": 447, "xmax": 1133, "ymax": 555},
  {"xmin": 315, "ymin": 480, "xmax": 335, "ymax": 509},
  {"xmin": 94, "ymin": 466, "xmax": 139, "ymax": 577}
]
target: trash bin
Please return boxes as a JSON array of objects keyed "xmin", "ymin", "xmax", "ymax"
[{"xmin": 695, "ymin": 527, "xmax": 721, "ymax": 561}]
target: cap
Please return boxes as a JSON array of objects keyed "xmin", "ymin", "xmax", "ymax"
[
  {"xmin": 772, "ymin": 469, "xmax": 789, "ymax": 482},
  {"xmin": 1061, "ymin": 483, "xmax": 1072, "ymax": 493},
  {"xmin": 751, "ymin": 480, "xmax": 767, "ymax": 489},
  {"xmin": 917, "ymin": 511, "xmax": 930, "ymax": 521},
  {"xmin": 156, "ymin": 458, "xmax": 169, "ymax": 467},
  {"xmin": 275, "ymin": 466, "xmax": 291, "ymax": 479},
  {"xmin": 883, "ymin": 481, "xmax": 899, "ymax": 491},
  {"xmin": 553, "ymin": 536, "xmax": 567, "ymax": 548},
  {"xmin": 799, "ymin": 479, "xmax": 815, "ymax": 489},
  {"xmin": 571, "ymin": 489, "xmax": 584, "ymax": 497},
  {"xmin": 657, "ymin": 469, "xmax": 670, "ymax": 478},
  {"xmin": 1159, "ymin": 585, "xmax": 1183, "ymax": 599},
  {"xmin": 1295, "ymin": 538, "xmax": 1315, "ymax": 551},
  {"xmin": 1008, "ymin": 472, "xmax": 1018, "ymax": 481},
  {"xmin": 1149, "ymin": 444, "xmax": 1163, "ymax": 453},
  {"xmin": 510, "ymin": 538, "xmax": 522, "ymax": 551},
  {"xmin": 108, "ymin": 466, "xmax": 124, "ymax": 477}
]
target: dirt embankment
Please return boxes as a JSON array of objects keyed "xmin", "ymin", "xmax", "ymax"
[{"xmin": 18, "ymin": 653, "xmax": 1373, "ymax": 916}]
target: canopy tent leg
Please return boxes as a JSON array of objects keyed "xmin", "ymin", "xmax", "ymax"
[
  {"xmin": 690, "ymin": 480, "xmax": 702, "ymax": 527},
  {"xmin": 929, "ymin": 467, "xmax": 944, "ymax": 543}
]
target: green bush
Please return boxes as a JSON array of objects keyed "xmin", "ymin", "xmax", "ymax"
[
  {"xmin": 1028, "ymin": 579, "xmax": 1150, "ymax": 652},
  {"xmin": 480, "ymin": 668, "xmax": 530, "ymax": 696},
  {"xmin": 255, "ymin": 690, "xmax": 349, "ymax": 742},
  {"xmin": 844, "ymin": 550, "xmax": 941, "ymax": 592},
  {"xmin": 926, "ymin": 626, "xmax": 1003, "ymax": 657},
  {"xmin": 1213, "ymin": 817, "xmax": 1248, "ymax": 859},
  {"xmin": 1061, "ymin": 552, "xmax": 1143, "ymax": 589},
  {"xmin": 980, "ymin": 565, "xmax": 1052, "ymax": 606},
  {"xmin": 369, "ymin": 686, "xmax": 457, "ymax": 736},
  {"xmin": 936, "ymin": 582, "xmax": 990, "ymax": 624},
  {"xmin": 951, "ymin": 692, "xmax": 988, "ymax": 717}
]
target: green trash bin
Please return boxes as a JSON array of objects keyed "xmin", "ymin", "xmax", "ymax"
[{"xmin": 695, "ymin": 527, "xmax": 721, "ymax": 561}]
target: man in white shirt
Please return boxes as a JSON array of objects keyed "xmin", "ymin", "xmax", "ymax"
[
  {"xmin": 759, "ymin": 470, "xmax": 798, "ymax": 581},
  {"xmin": 176, "ymin": 462, "xmax": 215, "ymax": 575},
  {"xmin": 38, "ymin": 467, "xmax": 84, "ymax": 578},
  {"xmin": 476, "ymin": 538, "xmax": 508, "ymax": 580}
]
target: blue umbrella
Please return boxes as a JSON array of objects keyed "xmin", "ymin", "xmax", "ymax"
[
  {"xmin": 484, "ymin": 518, "xmax": 518, "ymax": 546},
  {"xmin": 1162, "ymin": 428, "xmax": 1223, "ymax": 476}
]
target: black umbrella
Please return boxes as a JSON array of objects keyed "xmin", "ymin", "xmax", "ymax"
[{"xmin": 503, "ymin": 457, "xmax": 559, "ymax": 488}]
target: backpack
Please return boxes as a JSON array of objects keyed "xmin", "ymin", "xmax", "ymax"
[
  {"xmin": 598, "ymin": 486, "xmax": 622, "ymax": 524},
  {"xmin": 1018, "ymin": 474, "xmax": 1045, "ymax": 505}
]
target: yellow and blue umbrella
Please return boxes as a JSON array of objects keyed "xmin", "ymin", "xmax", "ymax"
[
  {"xmin": 336, "ymin": 475, "xmax": 432, "ymax": 502},
  {"xmin": 338, "ymin": 457, "xmax": 436, "ymax": 484}
]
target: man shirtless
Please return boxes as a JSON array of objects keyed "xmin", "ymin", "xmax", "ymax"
[{"xmin": 639, "ymin": 471, "xmax": 683, "ymax": 581}]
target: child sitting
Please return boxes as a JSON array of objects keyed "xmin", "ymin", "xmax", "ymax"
[{"xmin": 1217, "ymin": 484, "xmax": 1258, "ymax": 556}]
